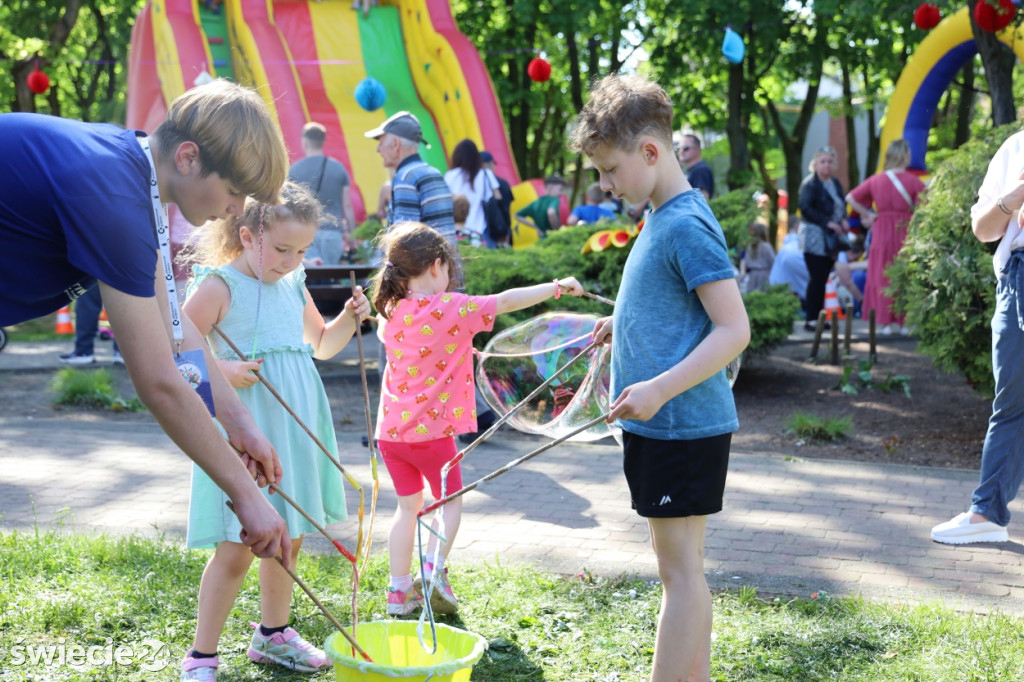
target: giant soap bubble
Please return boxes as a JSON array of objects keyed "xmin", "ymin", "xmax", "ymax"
[
  {"xmin": 477, "ymin": 312, "xmax": 742, "ymax": 443},
  {"xmin": 477, "ymin": 312, "xmax": 617, "ymax": 442}
]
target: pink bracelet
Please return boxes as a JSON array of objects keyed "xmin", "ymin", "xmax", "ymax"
[{"xmin": 553, "ymin": 279, "xmax": 561, "ymax": 300}]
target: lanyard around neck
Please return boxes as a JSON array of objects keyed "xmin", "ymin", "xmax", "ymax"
[{"xmin": 137, "ymin": 135, "xmax": 185, "ymax": 353}]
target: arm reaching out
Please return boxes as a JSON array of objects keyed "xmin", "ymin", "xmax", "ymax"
[
  {"xmin": 495, "ymin": 277, "xmax": 583, "ymax": 315},
  {"xmin": 101, "ymin": 278, "xmax": 293, "ymax": 569}
]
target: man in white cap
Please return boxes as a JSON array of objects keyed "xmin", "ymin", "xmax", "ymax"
[{"xmin": 365, "ymin": 111, "xmax": 455, "ymax": 248}]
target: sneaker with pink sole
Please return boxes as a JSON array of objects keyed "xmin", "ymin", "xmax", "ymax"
[
  {"xmin": 414, "ymin": 563, "xmax": 459, "ymax": 615},
  {"xmin": 386, "ymin": 584, "xmax": 424, "ymax": 616},
  {"xmin": 247, "ymin": 624, "xmax": 331, "ymax": 673},
  {"xmin": 180, "ymin": 654, "xmax": 218, "ymax": 681}
]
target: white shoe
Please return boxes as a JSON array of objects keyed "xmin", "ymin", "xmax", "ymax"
[
  {"xmin": 878, "ymin": 325, "xmax": 893, "ymax": 336},
  {"xmin": 112, "ymin": 350, "xmax": 125, "ymax": 365},
  {"xmin": 59, "ymin": 352, "xmax": 95, "ymax": 365},
  {"xmin": 899, "ymin": 326, "xmax": 912, "ymax": 336},
  {"xmin": 931, "ymin": 512, "xmax": 1008, "ymax": 544}
]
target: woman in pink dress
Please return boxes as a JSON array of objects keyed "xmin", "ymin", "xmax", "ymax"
[{"xmin": 846, "ymin": 139, "xmax": 926, "ymax": 335}]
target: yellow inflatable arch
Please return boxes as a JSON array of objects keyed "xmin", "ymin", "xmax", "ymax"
[{"xmin": 881, "ymin": 7, "xmax": 1024, "ymax": 173}]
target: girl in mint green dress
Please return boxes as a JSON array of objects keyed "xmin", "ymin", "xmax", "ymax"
[{"xmin": 177, "ymin": 182, "xmax": 370, "ymax": 680}]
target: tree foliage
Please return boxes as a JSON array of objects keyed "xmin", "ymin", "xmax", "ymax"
[
  {"xmin": 888, "ymin": 124, "xmax": 1021, "ymax": 396},
  {"xmin": 0, "ymin": 0, "xmax": 142, "ymax": 121}
]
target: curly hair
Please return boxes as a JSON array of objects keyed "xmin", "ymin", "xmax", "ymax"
[
  {"xmin": 569, "ymin": 74, "xmax": 674, "ymax": 156},
  {"xmin": 369, "ymin": 222, "xmax": 459, "ymax": 319},
  {"xmin": 177, "ymin": 181, "xmax": 321, "ymax": 271}
]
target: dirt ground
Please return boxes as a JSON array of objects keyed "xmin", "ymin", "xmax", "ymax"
[{"xmin": 0, "ymin": 336, "xmax": 994, "ymax": 471}]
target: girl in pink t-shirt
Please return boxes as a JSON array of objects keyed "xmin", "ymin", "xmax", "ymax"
[{"xmin": 369, "ymin": 221, "xmax": 582, "ymax": 616}]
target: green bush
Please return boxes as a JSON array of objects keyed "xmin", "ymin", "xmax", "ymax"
[
  {"xmin": 888, "ymin": 124, "xmax": 1021, "ymax": 396},
  {"xmin": 462, "ymin": 220, "xmax": 793, "ymax": 359},
  {"xmin": 49, "ymin": 368, "xmax": 145, "ymax": 412},
  {"xmin": 708, "ymin": 186, "xmax": 761, "ymax": 255},
  {"xmin": 743, "ymin": 285, "xmax": 801, "ymax": 358}
]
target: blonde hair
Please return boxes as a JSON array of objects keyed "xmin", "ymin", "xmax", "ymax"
[
  {"xmin": 152, "ymin": 79, "xmax": 288, "ymax": 204},
  {"xmin": 809, "ymin": 146, "xmax": 836, "ymax": 173},
  {"xmin": 883, "ymin": 138, "xmax": 911, "ymax": 171},
  {"xmin": 178, "ymin": 182, "xmax": 321, "ymax": 269},
  {"xmin": 369, "ymin": 222, "xmax": 459, "ymax": 319},
  {"xmin": 569, "ymin": 74, "xmax": 674, "ymax": 156}
]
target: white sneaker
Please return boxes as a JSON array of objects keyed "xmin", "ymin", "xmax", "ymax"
[
  {"xmin": 878, "ymin": 325, "xmax": 893, "ymax": 336},
  {"xmin": 58, "ymin": 352, "xmax": 95, "ymax": 365},
  {"xmin": 112, "ymin": 350, "xmax": 125, "ymax": 365},
  {"xmin": 931, "ymin": 512, "xmax": 1009, "ymax": 544},
  {"xmin": 899, "ymin": 326, "xmax": 912, "ymax": 336}
]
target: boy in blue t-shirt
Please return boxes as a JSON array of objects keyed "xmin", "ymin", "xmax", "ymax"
[
  {"xmin": 0, "ymin": 80, "xmax": 295, "ymax": 577},
  {"xmin": 571, "ymin": 75, "xmax": 750, "ymax": 681}
]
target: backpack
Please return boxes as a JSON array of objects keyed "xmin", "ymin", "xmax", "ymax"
[{"xmin": 482, "ymin": 170, "xmax": 511, "ymax": 243}]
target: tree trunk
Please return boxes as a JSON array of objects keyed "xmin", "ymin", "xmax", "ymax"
[
  {"xmin": 841, "ymin": 64, "xmax": 859, "ymax": 188},
  {"xmin": 955, "ymin": 61, "xmax": 975, "ymax": 148},
  {"xmin": 969, "ymin": 0, "xmax": 1016, "ymax": 126},
  {"xmin": 12, "ymin": 0, "xmax": 83, "ymax": 112},
  {"xmin": 725, "ymin": 60, "xmax": 751, "ymax": 189}
]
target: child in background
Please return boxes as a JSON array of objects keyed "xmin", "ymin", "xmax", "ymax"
[
  {"xmin": 368, "ymin": 221, "xmax": 582, "ymax": 616},
  {"xmin": 567, "ymin": 182, "xmax": 616, "ymax": 226},
  {"xmin": 451, "ymin": 193, "xmax": 470, "ymax": 241},
  {"xmin": 573, "ymin": 75, "xmax": 750, "ymax": 682},
  {"xmin": 738, "ymin": 222, "xmax": 775, "ymax": 294},
  {"xmin": 515, "ymin": 174, "xmax": 567, "ymax": 236},
  {"xmin": 177, "ymin": 182, "xmax": 371, "ymax": 680}
]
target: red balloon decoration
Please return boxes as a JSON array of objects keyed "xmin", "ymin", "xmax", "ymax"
[
  {"xmin": 913, "ymin": 3, "xmax": 941, "ymax": 30},
  {"xmin": 975, "ymin": 0, "xmax": 1016, "ymax": 33},
  {"xmin": 527, "ymin": 58, "xmax": 552, "ymax": 83},
  {"xmin": 27, "ymin": 67, "xmax": 50, "ymax": 95}
]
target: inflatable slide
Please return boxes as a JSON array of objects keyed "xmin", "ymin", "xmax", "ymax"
[{"xmin": 126, "ymin": 0, "xmax": 533, "ymax": 234}]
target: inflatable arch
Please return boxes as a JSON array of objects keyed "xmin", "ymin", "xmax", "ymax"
[{"xmin": 880, "ymin": 7, "xmax": 1024, "ymax": 173}]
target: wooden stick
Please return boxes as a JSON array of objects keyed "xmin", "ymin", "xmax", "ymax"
[
  {"xmin": 582, "ymin": 291, "xmax": 615, "ymax": 306},
  {"xmin": 224, "ymin": 501, "xmax": 371, "ymax": 662},
  {"xmin": 211, "ymin": 323, "xmax": 367, "ymax": 556},
  {"xmin": 350, "ymin": 270, "xmax": 381, "ymax": 573}
]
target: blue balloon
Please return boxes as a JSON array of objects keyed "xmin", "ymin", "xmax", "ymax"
[
  {"xmin": 722, "ymin": 28, "xmax": 745, "ymax": 64},
  {"xmin": 354, "ymin": 77, "xmax": 386, "ymax": 112}
]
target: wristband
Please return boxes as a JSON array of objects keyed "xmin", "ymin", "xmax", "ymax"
[
  {"xmin": 998, "ymin": 196, "xmax": 1014, "ymax": 215},
  {"xmin": 553, "ymin": 279, "xmax": 562, "ymax": 300}
]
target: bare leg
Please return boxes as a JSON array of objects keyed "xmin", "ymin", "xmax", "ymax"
[
  {"xmin": 648, "ymin": 515, "xmax": 712, "ymax": 682},
  {"xmin": 259, "ymin": 537, "xmax": 303, "ymax": 628},
  {"xmin": 191, "ymin": 541, "xmax": 256, "ymax": 653},
  {"xmin": 389, "ymin": 491, "xmax": 423, "ymax": 578}
]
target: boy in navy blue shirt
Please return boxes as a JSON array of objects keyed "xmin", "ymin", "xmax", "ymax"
[
  {"xmin": 0, "ymin": 80, "xmax": 294, "ymax": 566},
  {"xmin": 573, "ymin": 75, "xmax": 750, "ymax": 682}
]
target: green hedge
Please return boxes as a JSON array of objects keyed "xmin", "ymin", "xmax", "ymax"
[{"xmin": 888, "ymin": 125, "xmax": 1021, "ymax": 396}]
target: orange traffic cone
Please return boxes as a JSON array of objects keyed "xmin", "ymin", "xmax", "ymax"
[
  {"xmin": 55, "ymin": 306, "xmax": 74, "ymax": 334},
  {"xmin": 824, "ymin": 277, "xmax": 845, "ymax": 320},
  {"xmin": 99, "ymin": 307, "xmax": 108, "ymax": 322}
]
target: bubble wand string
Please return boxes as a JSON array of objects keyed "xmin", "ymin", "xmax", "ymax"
[
  {"xmin": 225, "ymin": 501, "xmax": 372, "ymax": 663},
  {"xmin": 211, "ymin": 322, "xmax": 367, "ymax": 560},
  {"xmin": 350, "ymin": 270, "xmax": 380, "ymax": 576}
]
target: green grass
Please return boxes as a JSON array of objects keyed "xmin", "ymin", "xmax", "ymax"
[
  {"xmin": 49, "ymin": 368, "xmax": 145, "ymax": 412},
  {"xmin": 786, "ymin": 412, "xmax": 853, "ymax": 444},
  {"xmin": 2, "ymin": 530, "xmax": 1024, "ymax": 680},
  {"xmin": 3, "ymin": 312, "xmax": 61, "ymax": 342}
]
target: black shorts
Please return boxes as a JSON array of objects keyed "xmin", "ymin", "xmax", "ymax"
[{"xmin": 622, "ymin": 431, "xmax": 731, "ymax": 518}]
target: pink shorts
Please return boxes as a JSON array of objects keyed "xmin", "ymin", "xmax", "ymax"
[{"xmin": 379, "ymin": 437, "xmax": 463, "ymax": 499}]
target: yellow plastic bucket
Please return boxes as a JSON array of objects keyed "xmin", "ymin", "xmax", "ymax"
[{"xmin": 325, "ymin": 621, "xmax": 487, "ymax": 681}]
